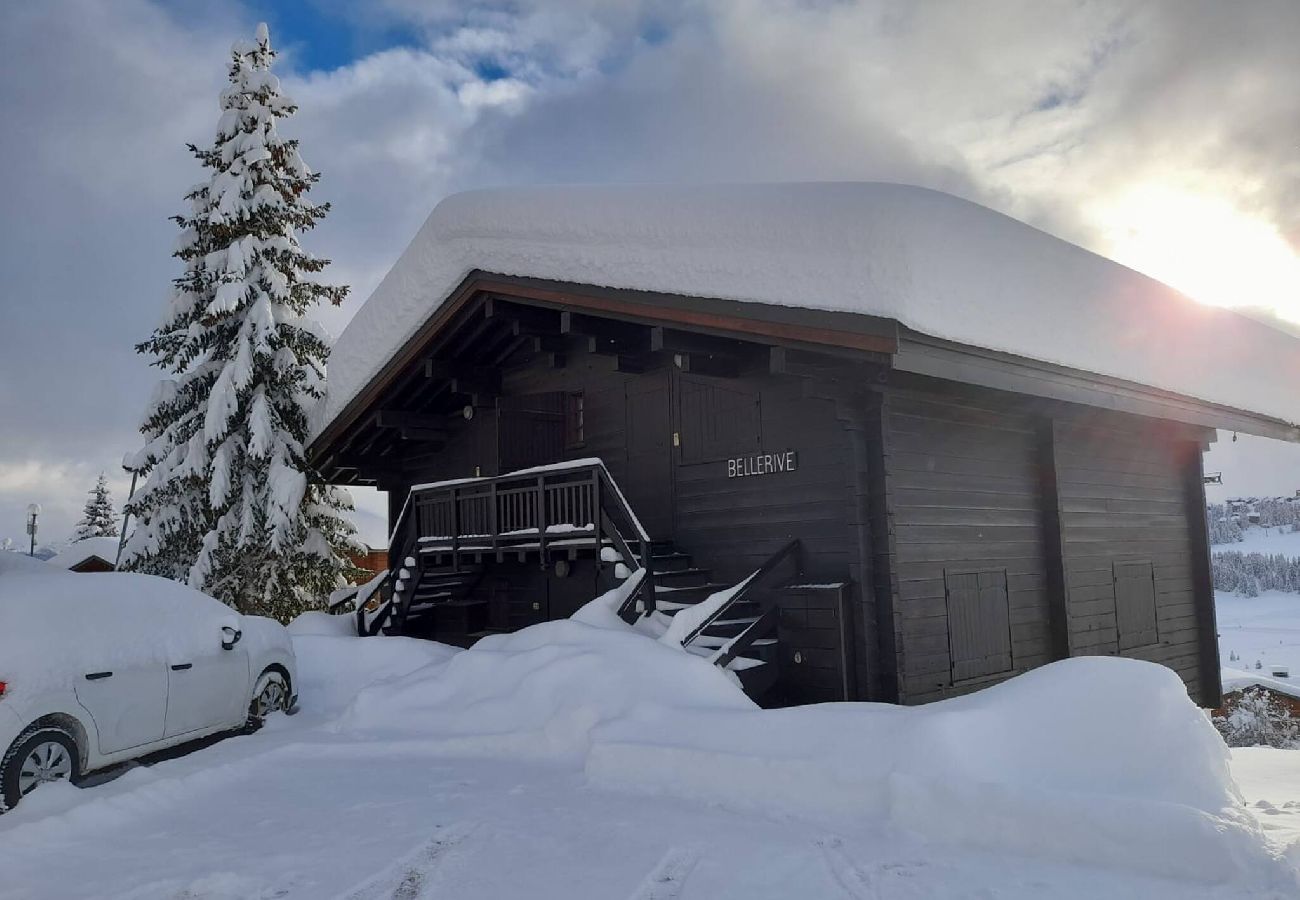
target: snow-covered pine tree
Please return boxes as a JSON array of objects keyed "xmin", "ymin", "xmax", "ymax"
[
  {"xmin": 73, "ymin": 473, "xmax": 118, "ymax": 541},
  {"xmin": 121, "ymin": 24, "xmax": 363, "ymax": 620}
]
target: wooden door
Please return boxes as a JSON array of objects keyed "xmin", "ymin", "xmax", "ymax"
[{"xmin": 623, "ymin": 372, "xmax": 675, "ymax": 539}]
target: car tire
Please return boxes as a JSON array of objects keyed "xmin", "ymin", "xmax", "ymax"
[
  {"xmin": 245, "ymin": 669, "xmax": 291, "ymax": 733},
  {"xmin": 0, "ymin": 724, "xmax": 80, "ymax": 813}
]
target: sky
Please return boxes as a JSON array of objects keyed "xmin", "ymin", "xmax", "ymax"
[{"xmin": 2, "ymin": 0, "xmax": 1300, "ymax": 550}]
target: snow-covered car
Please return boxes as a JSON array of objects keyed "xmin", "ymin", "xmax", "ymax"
[{"xmin": 0, "ymin": 553, "xmax": 296, "ymax": 811}]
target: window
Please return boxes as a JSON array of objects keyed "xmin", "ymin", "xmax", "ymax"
[
  {"xmin": 1114, "ymin": 561, "xmax": 1159, "ymax": 650},
  {"xmin": 564, "ymin": 392, "xmax": 585, "ymax": 448},
  {"xmin": 945, "ymin": 569, "xmax": 1013, "ymax": 681}
]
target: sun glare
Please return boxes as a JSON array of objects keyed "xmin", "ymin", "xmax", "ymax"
[{"xmin": 1089, "ymin": 185, "xmax": 1300, "ymax": 323}]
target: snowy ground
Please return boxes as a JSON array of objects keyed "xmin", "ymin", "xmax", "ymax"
[
  {"xmin": 1, "ymin": 608, "xmax": 1298, "ymax": 898},
  {"xmin": 1218, "ymin": 590, "xmax": 1300, "ymax": 676}
]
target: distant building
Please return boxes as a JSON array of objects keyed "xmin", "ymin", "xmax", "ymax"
[
  {"xmin": 44, "ymin": 536, "xmax": 122, "ymax": 573},
  {"xmin": 350, "ymin": 547, "xmax": 388, "ymax": 581}
]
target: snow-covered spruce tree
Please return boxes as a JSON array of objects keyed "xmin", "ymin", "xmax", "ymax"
[
  {"xmin": 121, "ymin": 24, "xmax": 363, "ymax": 620},
  {"xmin": 73, "ymin": 473, "xmax": 118, "ymax": 541}
]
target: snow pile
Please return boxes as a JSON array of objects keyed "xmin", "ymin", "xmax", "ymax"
[
  {"xmin": 337, "ymin": 617, "xmax": 751, "ymax": 760},
  {"xmin": 0, "ymin": 553, "xmax": 276, "ymax": 700},
  {"xmin": 319, "ymin": 183, "xmax": 1300, "ymax": 438},
  {"xmin": 328, "ymin": 595, "xmax": 1285, "ymax": 885},
  {"xmin": 287, "ymin": 612, "xmax": 458, "ymax": 716}
]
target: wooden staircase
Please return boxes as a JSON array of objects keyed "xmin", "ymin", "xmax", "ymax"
[
  {"xmin": 618, "ymin": 539, "xmax": 805, "ymax": 701},
  {"xmin": 333, "ymin": 460, "xmax": 841, "ymax": 704}
]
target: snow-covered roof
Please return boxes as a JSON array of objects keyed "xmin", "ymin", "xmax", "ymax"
[
  {"xmin": 1221, "ymin": 666, "xmax": 1300, "ymax": 701},
  {"xmin": 44, "ymin": 535, "xmax": 123, "ymax": 570},
  {"xmin": 318, "ymin": 182, "xmax": 1300, "ymax": 439}
]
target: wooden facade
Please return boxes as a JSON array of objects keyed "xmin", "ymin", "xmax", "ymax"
[{"xmin": 311, "ymin": 274, "xmax": 1300, "ymax": 708}]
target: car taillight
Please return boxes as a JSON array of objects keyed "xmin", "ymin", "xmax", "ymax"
[{"xmin": 0, "ymin": 681, "xmax": 7, "ymax": 699}]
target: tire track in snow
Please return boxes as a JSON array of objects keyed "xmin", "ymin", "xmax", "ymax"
[
  {"xmin": 336, "ymin": 822, "xmax": 477, "ymax": 900},
  {"xmin": 817, "ymin": 837, "xmax": 879, "ymax": 900},
  {"xmin": 626, "ymin": 846, "xmax": 700, "ymax": 900}
]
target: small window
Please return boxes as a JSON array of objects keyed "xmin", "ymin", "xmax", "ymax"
[
  {"xmin": 564, "ymin": 392, "xmax": 585, "ymax": 448},
  {"xmin": 945, "ymin": 569, "xmax": 1013, "ymax": 681},
  {"xmin": 1114, "ymin": 561, "xmax": 1159, "ymax": 650}
]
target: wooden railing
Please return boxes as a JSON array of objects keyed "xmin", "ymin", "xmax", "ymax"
[{"xmin": 387, "ymin": 460, "xmax": 656, "ymax": 629}]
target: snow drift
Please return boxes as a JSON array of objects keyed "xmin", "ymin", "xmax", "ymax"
[
  {"xmin": 318, "ymin": 182, "xmax": 1300, "ymax": 438},
  {"xmin": 328, "ymin": 590, "xmax": 1287, "ymax": 885}
]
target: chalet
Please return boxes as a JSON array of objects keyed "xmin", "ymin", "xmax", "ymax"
[{"xmin": 308, "ymin": 183, "xmax": 1300, "ymax": 708}]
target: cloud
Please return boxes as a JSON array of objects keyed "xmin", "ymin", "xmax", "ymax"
[{"xmin": 4, "ymin": 0, "xmax": 1300, "ymax": 544}]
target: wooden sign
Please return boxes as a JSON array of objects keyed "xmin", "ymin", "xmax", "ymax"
[{"xmin": 727, "ymin": 450, "xmax": 798, "ymax": 478}]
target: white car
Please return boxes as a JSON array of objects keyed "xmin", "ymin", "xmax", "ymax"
[{"xmin": 0, "ymin": 553, "xmax": 296, "ymax": 811}]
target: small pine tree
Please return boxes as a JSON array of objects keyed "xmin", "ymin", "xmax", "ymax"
[
  {"xmin": 122, "ymin": 24, "xmax": 363, "ymax": 619},
  {"xmin": 1214, "ymin": 687, "xmax": 1300, "ymax": 748},
  {"xmin": 73, "ymin": 474, "xmax": 119, "ymax": 541}
]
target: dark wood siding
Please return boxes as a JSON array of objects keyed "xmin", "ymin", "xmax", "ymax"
[
  {"xmin": 672, "ymin": 372, "xmax": 853, "ymax": 585},
  {"xmin": 882, "ymin": 391, "xmax": 1056, "ymax": 704},
  {"xmin": 1053, "ymin": 420, "xmax": 1210, "ymax": 701}
]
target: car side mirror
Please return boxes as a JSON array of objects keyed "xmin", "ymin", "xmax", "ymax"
[{"xmin": 221, "ymin": 626, "xmax": 242, "ymax": 651}]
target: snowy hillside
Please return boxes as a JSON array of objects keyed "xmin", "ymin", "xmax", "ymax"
[
  {"xmin": 0, "ymin": 591, "xmax": 1296, "ymax": 897},
  {"xmin": 1218, "ymin": 590, "xmax": 1300, "ymax": 679}
]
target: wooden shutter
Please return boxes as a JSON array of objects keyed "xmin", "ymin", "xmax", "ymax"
[
  {"xmin": 1114, "ymin": 561, "xmax": 1159, "ymax": 650},
  {"xmin": 677, "ymin": 376, "xmax": 760, "ymax": 465},
  {"xmin": 945, "ymin": 569, "xmax": 1013, "ymax": 681}
]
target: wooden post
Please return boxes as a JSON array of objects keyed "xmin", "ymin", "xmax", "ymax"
[
  {"xmin": 1185, "ymin": 441, "xmax": 1223, "ymax": 708},
  {"xmin": 1038, "ymin": 419, "xmax": 1072, "ymax": 661},
  {"xmin": 591, "ymin": 469, "xmax": 603, "ymax": 571},
  {"xmin": 536, "ymin": 475, "xmax": 548, "ymax": 570}
]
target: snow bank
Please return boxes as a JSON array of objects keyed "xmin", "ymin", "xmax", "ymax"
[
  {"xmin": 319, "ymin": 183, "xmax": 1300, "ymax": 439},
  {"xmin": 329, "ymin": 598, "xmax": 1285, "ymax": 885},
  {"xmin": 589, "ymin": 658, "xmax": 1277, "ymax": 883},
  {"xmin": 0, "ymin": 553, "xmax": 246, "ymax": 700},
  {"xmin": 288, "ymin": 612, "xmax": 459, "ymax": 717}
]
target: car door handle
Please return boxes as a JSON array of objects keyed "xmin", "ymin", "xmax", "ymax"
[
  {"xmin": 85, "ymin": 671, "xmax": 113, "ymax": 681},
  {"xmin": 170, "ymin": 663, "xmax": 193, "ymax": 671}
]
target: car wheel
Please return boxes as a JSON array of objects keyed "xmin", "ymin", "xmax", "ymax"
[
  {"xmin": 245, "ymin": 670, "xmax": 290, "ymax": 732},
  {"xmin": 0, "ymin": 724, "xmax": 80, "ymax": 812}
]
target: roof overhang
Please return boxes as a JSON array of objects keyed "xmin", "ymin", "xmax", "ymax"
[{"xmin": 310, "ymin": 272, "xmax": 1300, "ymax": 479}]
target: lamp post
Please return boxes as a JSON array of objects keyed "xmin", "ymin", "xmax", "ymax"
[{"xmin": 25, "ymin": 503, "xmax": 41, "ymax": 557}]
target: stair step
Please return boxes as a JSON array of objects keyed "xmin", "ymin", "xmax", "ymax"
[
  {"xmin": 632, "ymin": 551, "xmax": 693, "ymax": 572},
  {"xmin": 651, "ymin": 567, "xmax": 712, "ymax": 588},
  {"xmin": 653, "ymin": 582, "xmax": 733, "ymax": 602}
]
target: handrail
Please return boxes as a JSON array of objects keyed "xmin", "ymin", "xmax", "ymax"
[{"xmin": 681, "ymin": 539, "xmax": 801, "ymax": 649}]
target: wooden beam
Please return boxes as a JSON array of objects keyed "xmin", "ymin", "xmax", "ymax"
[
  {"xmin": 650, "ymin": 326, "xmax": 749, "ymax": 357},
  {"xmin": 1185, "ymin": 443, "xmax": 1223, "ymax": 708},
  {"xmin": 531, "ymin": 335, "xmax": 567, "ymax": 354},
  {"xmin": 397, "ymin": 427, "xmax": 448, "ymax": 444},
  {"xmin": 674, "ymin": 352, "xmax": 740, "ymax": 378},
  {"xmin": 561, "ymin": 310, "xmax": 649, "ymax": 347},
  {"xmin": 485, "ymin": 296, "xmax": 562, "ymax": 335},
  {"xmin": 374, "ymin": 410, "xmax": 448, "ymax": 435}
]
